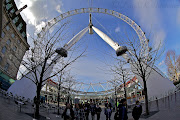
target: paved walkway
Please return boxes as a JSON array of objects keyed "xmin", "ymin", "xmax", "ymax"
[{"xmin": 0, "ymin": 90, "xmax": 180, "ymax": 120}]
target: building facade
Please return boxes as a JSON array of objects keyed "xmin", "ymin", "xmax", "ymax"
[{"xmin": 0, "ymin": 0, "xmax": 29, "ymax": 90}]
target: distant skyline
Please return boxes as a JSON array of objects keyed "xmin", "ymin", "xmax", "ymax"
[{"xmin": 15, "ymin": 0, "xmax": 180, "ymax": 86}]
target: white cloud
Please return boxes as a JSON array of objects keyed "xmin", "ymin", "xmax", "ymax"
[
  {"xmin": 35, "ymin": 21, "xmax": 46, "ymax": 33},
  {"xmin": 56, "ymin": 5, "xmax": 62, "ymax": 13},
  {"xmin": 158, "ymin": 60, "xmax": 165, "ymax": 66},
  {"xmin": 153, "ymin": 30, "xmax": 166, "ymax": 49},
  {"xmin": 133, "ymin": 0, "xmax": 166, "ymax": 49},
  {"xmin": 115, "ymin": 26, "xmax": 120, "ymax": 33},
  {"xmin": 14, "ymin": 0, "xmax": 64, "ymax": 30},
  {"xmin": 15, "ymin": 0, "xmax": 36, "ymax": 25}
]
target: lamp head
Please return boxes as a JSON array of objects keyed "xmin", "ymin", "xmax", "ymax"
[
  {"xmin": 55, "ymin": 48, "xmax": 67, "ymax": 57},
  {"xmin": 116, "ymin": 46, "xmax": 128, "ymax": 56}
]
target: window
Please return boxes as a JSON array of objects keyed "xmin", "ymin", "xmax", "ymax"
[
  {"xmin": 17, "ymin": 23, "xmax": 23, "ymax": 31},
  {"xmin": 6, "ymin": 39, "xmax": 11, "ymax": 45},
  {"xmin": 6, "ymin": 0, "xmax": 11, "ymax": 3},
  {"xmin": 6, "ymin": 25, "xmax": 10, "ymax": 31},
  {"xmin": 10, "ymin": 8, "xmax": 15, "ymax": 14},
  {"xmin": 1, "ymin": 46, "xmax": 7, "ymax": 54},
  {"xmin": 22, "ymin": 32, "xmax": 26, "ymax": 38},
  {"xmin": 4, "ymin": 63, "xmax": 9, "ymax": 71},
  {"xmin": 0, "ymin": 56, "xmax": 2, "ymax": 62},
  {"xmin": 13, "ymin": 16, "xmax": 19, "ymax": 24},
  {"xmin": 12, "ymin": 46, "xmax": 17, "ymax": 52},
  {"xmin": 1, "ymin": 31, "xmax": 5, "ymax": 38},
  {"xmin": 6, "ymin": 3, "xmax": 13, "ymax": 10},
  {"xmin": 11, "ymin": 33, "xmax": 15, "ymax": 38},
  {"xmin": 17, "ymin": 40, "xmax": 21, "ymax": 44},
  {"xmin": 9, "ymin": 54, "xmax": 12, "ymax": 60}
]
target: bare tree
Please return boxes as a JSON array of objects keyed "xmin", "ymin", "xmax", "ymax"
[
  {"xmin": 165, "ymin": 50, "xmax": 180, "ymax": 83},
  {"xmin": 124, "ymin": 33, "xmax": 163, "ymax": 115},
  {"xmin": 110, "ymin": 61, "xmax": 132, "ymax": 110},
  {"xmin": 55, "ymin": 69, "xmax": 76, "ymax": 115},
  {"xmin": 63, "ymin": 73, "xmax": 76, "ymax": 104},
  {"xmin": 56, "ymin": 71, "xmax": 64, "ymax": 115},
  {"xmin": 108, "ymin": 76, "xmax": 120, "ymax": 111},
  {"xmin": 14, "ymin": 21, "xmax": 85, "ymax": 118}
]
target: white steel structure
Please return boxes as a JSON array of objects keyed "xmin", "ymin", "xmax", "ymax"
[{"xmin": 8, "ymin": 8, "xmax": 175, "ymax": 100}]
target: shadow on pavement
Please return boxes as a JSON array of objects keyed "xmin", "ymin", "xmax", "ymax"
[
  {"xmin": 25, "ymin": 113, "xmax": 48, "ymax": 120},
  {"xmin": 140, "ymin": 111, "xmax": 159, "ymax": 119}
]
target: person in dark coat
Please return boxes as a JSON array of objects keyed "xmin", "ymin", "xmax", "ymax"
[
  {"xmin": 104, "ymin": 104, "xmax": 112, "ymax": 120},
  {"xmin": 114, "ymin": 107, "xmax": 120, "ymax": 120},
  {"xmin": 0, "ymin": 81, "xmax": 2, "ymax": 89},
  {"xmin": 118, "ymin": 98, "xmax": 128, "ymax": 120},
  {"xmin": 96, "ymin": 104, "xmax": 102, "ymax": 120},
  {"xmin": 132, "ymin": 101, "xmax": 142, "ymax": 120},
  {"xmin": 62, "ymin": 103, "xmax": 74, "ymax": 120},
  {"xmin": 90, "ymin": 102, "xmax": 96, "ymax": 120},
  {"xmin": 84, "ymin": 102, "xmax": 90, "ymax": 120}
]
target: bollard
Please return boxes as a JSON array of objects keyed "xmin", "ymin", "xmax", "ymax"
[
  {"xmin": 156, "ymin": 97, "xmax": 159, "ymax": 111},
  {"xmin": 168, "ymin": 96, "xmax": 170, "ymax": 109},
  {"xmin": 164, "ymin": 95, "xmax": 167, "ymax": 108}
]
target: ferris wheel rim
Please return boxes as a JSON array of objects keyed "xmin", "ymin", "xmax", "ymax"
[{"xmin": 37, "ymin": 7, "xmax": 148, "ymax": 53}]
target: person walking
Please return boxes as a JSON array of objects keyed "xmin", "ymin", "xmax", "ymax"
[
  {"xmin": 0, "ymin": 81, "xmax": 2, "ymax": 89},
  {"xmin": 132, "ymin": 101, "xmax": 142, "ymax": 120},
  {"xmin": 62, "ymin": 103, "xmax": 75, "ymax": 120},
  {"xmin": 96, "ymin": 104, "xmax": 102, "ymax": 120},
  {"xmin": 114, "ymin": 107, "xmax": 120, "ymax": 120},
  {"xmin": 79, "ymin": 104, "xmax": 85, "ymax": 120},
  {"xmin": 90, "ymin": 102, "xmax": 96, "ymax": 120},
  {"xmin": 74, "ymin": 104, "xmax": 80, "ymax": 120},
  {"xmin": 84, "ymin": 102, "xmax": 90, "ymax": 120},
  {"xmin": 118, "ymin": 98, "xmax": 128, "ymax": 120},
  {"xmin": 104, "ymin": 104, "xmax": 112, "ymax": 120}
]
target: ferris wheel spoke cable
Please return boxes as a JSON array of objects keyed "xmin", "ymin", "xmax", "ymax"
[{"xmin": 92, "ymin": 16, "xmax": 114, "ymax": 41}]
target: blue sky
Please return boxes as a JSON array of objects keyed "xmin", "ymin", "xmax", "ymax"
[{"xmin": 14, "ymin": 0, "xmax": 180, "ymax": 87}]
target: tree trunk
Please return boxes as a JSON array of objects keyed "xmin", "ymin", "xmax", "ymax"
[
  {"xmin": 143, "ymin": 78, "xmax": 149, "ymax": 115},
  {"xmin": 34, "ymin": 58, "xmax": 47, "ymax": 118},
  {"xmin": 35, "ymin": 84, "xmax": 41, "ymax": 118},
  {"xmin": 123, "ymin": 80, "xmax": 128, "ymax": 111},
  {"xmin": 115, "ymin": 86, "xmax": 117, "ymax": 111},
  {"xmin": 67, "ymin": 87, "xmax": 70, "ymax": 103},
  {"xmin": 57, "ymin": 83, "xmax": 61, "ymax": 115}
]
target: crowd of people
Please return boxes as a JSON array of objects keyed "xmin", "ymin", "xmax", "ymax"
[
  {"xmin": 62, "ymin": 99, "xmax": 142, "ymax": 120},
  {"xmin": 62, "ymin": 102, "xmax": 102, "ymax": 120}
]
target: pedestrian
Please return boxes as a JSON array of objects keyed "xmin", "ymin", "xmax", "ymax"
[
  {"xmin": 74, "ymin": 104, "xmax": 80, "ymax": 120},
  {"xmin": 79, "ymin": 104, "xmax": 85, "ymax": 120},
  {"xmin": 62, "ymin": 103, "xmax": 74, "ymax": 120},
  {"xmin": 118, "ymin": 98, "xmax": 128, "ymax": 120},
  {"xmin": 90, "ymin": 102, "xmax": 96, "ymax": 120},
  {"xmin": 132, "ymin": 101, "xmax": 142, "ymax": 120},
  {"xmin": 114, "ymin": 107, "xmax": 120, "ymax": 120},
  {"xmin": 84, "ymin": 102, "xmax": 90, "ymax": 120},
  {"xmin": 96, "ymin": 104, "xmax": 102, "ymax": 120},
  {"xmin": 0, "ymin": 81, "xmax": 2, "ymax": 89},
  {"xmin": 109, "ymin": 102, "xmax": 112, "ymax": 110},
  {"xmin": 104, "ymin": 104, "xmax": 112, "ymax": 120},
  {"xmin": 105, "ymin": 101, "xmax": 108, "ymax": 107},
  {"xmin": 33, "ymin": 96, "xmax": 37, "ymax": 104}
]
